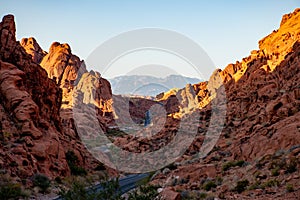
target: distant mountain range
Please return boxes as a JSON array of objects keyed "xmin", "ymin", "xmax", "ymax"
[{"xmin": 109, "ymin": 74, "xmax": 201, "ymax": 96}]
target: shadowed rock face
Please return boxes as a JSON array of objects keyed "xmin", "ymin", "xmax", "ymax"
[{"xmin": 0, "ymin": 15, "xmax": 69, "ymax": 179}]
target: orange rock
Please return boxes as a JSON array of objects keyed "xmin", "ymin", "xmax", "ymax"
[
  {"xmin": 0, "ymin": 14, "xmax": 69, "ymax": 180},
  {"xmin": 20, "ymin": 37, "xmax": 46, "ymax": 63},
  {"xmin": 160, "ymin": 188, "xmax": 181, "ymax": 200}
]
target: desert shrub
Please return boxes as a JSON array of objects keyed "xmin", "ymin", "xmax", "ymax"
[
  {"xmin": 285, "ymin": 157, "xmax": 298, "ymax": 173},
  {"xmin": 127, "ymin": 184, "xmax": 159, "ymax": 200},
  {"xmin": 248, "ymin": 181, "xmax": 261, "ymax": 190},
  {"xmin": 203, "ymin": 180, "xmax": 217, "ymax": 191},
  {"xmin": 181, "ymin": 190, "xmax": 207, "ymax": 200},
  {"xmin": 0, "ymin": 175, "xmax": 27, "ymax": 199},
  {"xmin": 215, "ymin": 176, "xmax": 223, "ymax": 185},
  {"xmin": 222, "ymin": 162, "xmax": 233, "ymax": 171},
  {"xmin": 32, "ymin": 173, "xmax": 51, "ymax": 193},
  {"xmin": 59, "ymin": 179, "xmax": 92, "ymax": 200},
  {"xmin": 222, "ymin": 160, "xmax": 245, "ymax": 171},
  {"xmin": 261, "ymin": 179, "xmax": 279, "ymax": 189},
  {"xmin": 199, "ymin": 192, "xmax": 207, "ymax": 199},
  {"xmin": 55, "ymin": 176, "xmax": 63, "ymax": 184},
  {"xmin": 234, "ymin": 179, "xmax": 249, "ymax": 193},
  {"xmin": 60, "ymin": 177, "xmax": 123, "ymax": 200},
  {"xmin": 235, "ymin": 160, "xmax": 245, "ymax": 167},
  {"xmin": 94, "ymin": 163, "xmax": 106, "ymax": 171},
  {"xmin": 165, "ymin": 162, "xmax": 177, "ymax": 170},
  {"xmin": 271, "ymin": 166, "xmax": 280, "ymax": 176},
  {"xmin": 65, "ymin": 150, "xmax": 87, "ymax": 176},
  {"xmin": 269, "ymin": 158, "xmax": 286, "ymax": 170},
  {"xmin": 253, "ymin": 171, "xmax": 261, "ymax": 178},
  {"xmin": 286, "ymin": 184, "xmax": 294, "ymax": 192},
  {"xmin": 70, "ymin": 165, "xmax": 87, "ymax": 176},
  {"xmin": 0, "ymin": 182, "xmax": 23, "ymax": 199},
  {"xmin": 97, "ymin": 177, "xmax": 123, "ymax": 200}
]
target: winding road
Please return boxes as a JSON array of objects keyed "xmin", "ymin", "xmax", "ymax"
[{"xmin": 52, "ymin": 173, "xmax": 149, "ymax": 200}]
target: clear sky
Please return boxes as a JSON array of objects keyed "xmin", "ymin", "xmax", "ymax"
[{"xmin": 1, "ymin": 0, "xmax": 299, "ymax": 79}]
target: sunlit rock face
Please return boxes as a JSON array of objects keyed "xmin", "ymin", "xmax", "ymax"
[
  {"xmin": 20, "ymin": 37, "xmax": 46, "ymax": 64},
  {"xmin": 150, "ymin": 9, "xmax": 300, "ymax": 199}
]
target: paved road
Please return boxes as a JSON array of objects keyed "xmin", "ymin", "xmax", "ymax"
[{"xmin": 52, "ymin": 173, "xmax": 149, "ymax": 200}]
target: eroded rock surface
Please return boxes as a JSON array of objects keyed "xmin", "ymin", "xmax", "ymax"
[{"xmin": 0, "ymin": 15, "xmax": 69, "ymax": 179}]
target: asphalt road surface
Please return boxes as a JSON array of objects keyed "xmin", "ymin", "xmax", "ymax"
[{"xmin": 52, "ymin": 173, "xmax": 149, "ymax": 200}]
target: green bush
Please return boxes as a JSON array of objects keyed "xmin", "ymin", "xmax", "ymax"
[
  {"xmin": 70, "ymin": 165, "xmax": 87, "ymax": 176},
  {"xmin": 234, "ymin": 179, "xmax": 249, "ymax": 193},
  {"xmin": 203, "ymin": 180, "xmax": 217, "ymax": 191},
  {"xmin": 0, "ymin": 175, "xmax": 27, "ymax": 199},
  {"xmin": 181, "ymin": 191, "xmax": 207, "ymax": 200},
  {"xmin": 199, "ymin": 192, "xmax": 207, "ymax": 199},
  {"xmin": 269, "ymin": 159, "xmax": 286, "ymax": 170},
  {"xmin": 235, "ymin": 160, "xmax": 245, "ymax": 167},
  {"xmin": 222, "ymin": 160, "xmax": 245, "ymax": 171},
  {"xmin": 97, "ymin": 177, "xmax": 123, "ymax": 200},
  {"xmin": 0, "ymin": 182, "xmax": 24, "ymax": 199},
  {"xmin": 165, "ymin": 162, "xmax": 177, "ymax": 170},
  {"xmin": 215, "ymin": 176, "xmax": 223, "ymax": 185},
  {"xmin": 271, "ymin": 166, "xmax": 280, "ymax": 176},
  {"xmin": 59, "ymin": 179, "xmax": 93, "ymax": 200},
  {"xmin": 285, "ymin": 158, "xmax": 298, "ymax": 173},
  {"xmin": 286, "ymin": 184, "xmax": 294, "ymax": 192},
  {"xmin": 60, "ymin": 177, "xmax": 124, "ymax": 200},
  {"xmin": 32, "ymin": 173, "xmax": 51, "ymax": 193},
  {"xmin": 65, "ymin": 150, "xmax": 87, "ymax": 176},
  {"xmin": 94, "ymin": 163, "xmax": 106, "ymax": 171},
  {"xmin": 55, "ymin": 176, "xmax": 63, "ymax": 184},
  {"xmin": 127, "ymin": 184, "xmax": 159, "ymax": 200},
  {"xmin": 248, "ymin": 182, "xmax": 261, "ymax": 190},
  {"xmin": 261, "ymin": 179, "xmax": 279, "ymax": 189}
]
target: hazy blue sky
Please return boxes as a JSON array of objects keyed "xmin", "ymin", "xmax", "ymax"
[{"xmin": 1, "ymin": 1, "xmax": 299, "ymax": 79}]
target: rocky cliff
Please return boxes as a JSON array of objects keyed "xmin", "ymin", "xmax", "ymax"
[
  {"xmin": 151, "ymin": 8, "xmax": 300, "ymax": 199},
  {"xmin": 0, "ymin": 14, "xmax": 115, "ymax": 185},
  {"xmin": 0, "ymin": 15, "xmax": 69, "ymax": 179},
  {"xmin": 1, "ymin": 8, "xmax": 300, "ymax": 199},
  {"xmin": 20, "ymin": 37, "xmax": 46, "ymax": 64}
]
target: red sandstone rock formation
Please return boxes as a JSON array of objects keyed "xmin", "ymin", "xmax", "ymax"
[
  {"xmin": 1, "ymin": 7, "xmax": 300, "ymax": 199},
  {"xmin": 20, "ymin": 37, "xmax": 46, "ymax": 63},
  {"xmin": 0, "ymin": 15, "xmax": 69, "ymax": 179},
  {"xmin": 0, "ymin": 14, "xmax": 113, "ymax": 183},
  {"xmin": 152, "ymin": 8, "xmax": 300, "ymax": 199}
]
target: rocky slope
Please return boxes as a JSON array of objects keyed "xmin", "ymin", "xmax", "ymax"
[
  {"xmin": 0, "ymin": 14, "xmax": 116, "ymax": 187},
  {"xmin": 150, "ymin": 8, "xmax": 300, "ymax": 199},
  {"xmin": 0, "ymin": 7, "xmax": 299, "ymax": 200}
]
